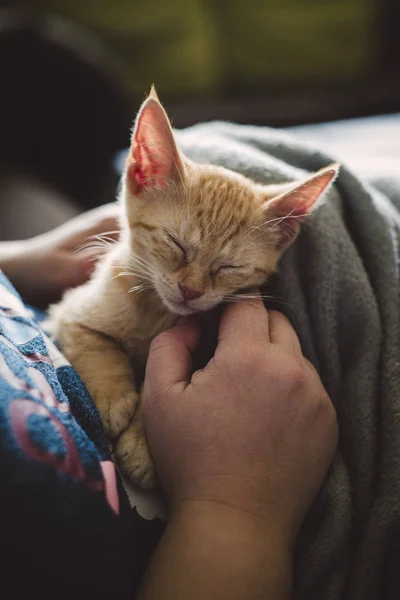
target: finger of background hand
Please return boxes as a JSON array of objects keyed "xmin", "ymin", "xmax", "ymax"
[
  {"xmin": 218, "ymin": 291, "xmax": 271, "ymax": 346},
  {"xmin": 145, "ymin": 319, "xmax": 201, "ymax": 393},
  {"xmin": 54, "ymin": 251, "xmax": 96, "ymax": 291},
  {"xmin": 268, "ymin": 311, "xmax": 303, "ymax": 357},
  {"xmin": 88, "ymin": 204, "xmax": 121, "ymax": 238},
  {"xmin": 61, "ymin": 204, "xmax": 121, "ymax": 249}
]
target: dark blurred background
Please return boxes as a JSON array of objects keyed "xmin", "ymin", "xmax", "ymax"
[{"xmin": 0, "ymin": 0, "xmax": 399, "ymax": 220}]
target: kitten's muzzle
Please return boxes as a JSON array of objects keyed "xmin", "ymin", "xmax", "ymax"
[{"xmin": 178, "ymin": 283, "xmax": 205, "ymax": 302}]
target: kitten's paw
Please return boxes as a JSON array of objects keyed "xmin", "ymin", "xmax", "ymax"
[
  {"xmin": 101, "ymin": 390, "xmax": 138, "ymax": 440},
  {"xmin": 114, "ymin": 427, "xmax": 156, "ymax": 490}
]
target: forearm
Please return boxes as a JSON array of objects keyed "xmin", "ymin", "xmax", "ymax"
[
  {"xmin": 137, "ymin": 501, "xmax": 292, "ymax": 600},
  {"xmin": 0, "ymin": 239, "xmax": 48, "ymax": 303},
  {"xmin": 0, "ymin": 241, "xmax": 23, "ymax": 269},
  {"xmin": 0, "ymin": 241, "xmax": 27, "ymax": 287}
]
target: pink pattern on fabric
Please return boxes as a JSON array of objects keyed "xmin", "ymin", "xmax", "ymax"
[
  {"xmin": 100, "ymin": 461, "xmax": 120, "ymax": 515},
  {"xmin": 9, "ymin": 398, "xmax": 104, "ymax": 491},
  {"xmin": 0, "ymin": 333, "xmax": 52, "ymax": 364}
]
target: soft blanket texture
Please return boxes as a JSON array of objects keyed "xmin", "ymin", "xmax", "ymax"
[{"xmin": 176, "ymin": 122, "xmax": 400, "ymax": 600}]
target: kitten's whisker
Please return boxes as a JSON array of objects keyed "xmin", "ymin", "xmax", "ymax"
[
  {"xmin": 245, "ymin": 211, "xmax": 308, "ymax": 243},
  {"xmin": 130, "ymin": 253, "xmax": 156, "ymax": 271},
  {"xmin": 115, "ymin": 269, "xmax": 153, "ymax": 282},
  {"xmin": 127, "ymin": 260, "xmax": 154, "ymax": 278},
  {"xmin": 112, "ymin": 272, "xmax": 151, "ymax": 283},
  {"xmin": 229, "ymin": 294, "xmax": 274, "ymax": 300},
  {"xmin": 260, "ymin": 208, "xmax": 299, "ymax": 227},
  {"xmin": 128, "ymin": 283, "xmax": 151, "ymax": 295},
  {"xmin": 225, "ymin": 294, "xmax": 292, "ymax": 308},
  {"xmin": 86, "ymin": 254, "xmax": 109, "ymax": 263},
  {"xmin": 126, "ymin": 252, "xmax": 155, "ymax": 271},
  {"xmin": 129, "ymin": 266, "xmax": 158, "ymax": 283},
  {"xmin": 93, "ymin": 229, "xmax": 120, "ymax": 236},
  {"xmin": 74, "ymin": 240, "xmax": 115, "ymax": 254},
  {"xmin": 262, "ymin": 211, "xmax": 308, "ymax": 234},
  {"xmin": 88, "ymin": 230, "xmax": 120, "ymax": 240},
  {"xmin": 222, "ymin": 297, "xmax": 264, "ymax": 310},
  {"xmin": 92, "ymin": 236, "xmax": 118, "ymax": 246},
  {"xmin": 76, "ymin": 232, "xmax": 119, "ymax": 252},
  {"xmin": 110, "ymin": 265, "xmax": 154, "ymax": 284},
  {"xmin": 128, "ymin": 254, "xmax": 159, "ymax": 279}
]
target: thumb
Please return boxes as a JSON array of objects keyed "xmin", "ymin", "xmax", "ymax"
[{"xmin": 145, "ymin": 318, "xmax": 200, "ymax": 395}]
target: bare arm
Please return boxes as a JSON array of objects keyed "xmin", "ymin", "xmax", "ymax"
[{"xmin": 0, "ymin": 203, "xmax": 119, "ymax": 305}]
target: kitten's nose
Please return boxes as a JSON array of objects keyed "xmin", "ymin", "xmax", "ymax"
[{"xmin": 178, "ymin": 283, "xmax": 204, "ymax": 302}]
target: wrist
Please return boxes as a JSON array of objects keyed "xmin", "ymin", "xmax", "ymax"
[
  {"xmin": 172, "ymin": 498, "xmax": 292, "ymax": 554},
  {"xmin": 167, "ymin": 499, "xmax": 293, "ymax": 598},
  {"xmin": 168, "ymin": 473, "xmax": 300, "ymax": 549}
]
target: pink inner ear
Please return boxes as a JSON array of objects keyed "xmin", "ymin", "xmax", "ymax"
[
  {"xmin": 275, "ymin": 218, "xmax": 301, "ymax": 248},
  {"xmin": 267, "ymin": 165, "xmax": 339, "ymax": 248},
  {"xmin": 127, "ymin": 98, "xmax": 182, "ymax": 194},
  {"xmin": 269, "ymin": 169, "xmax": 338, "ymax": 218}
]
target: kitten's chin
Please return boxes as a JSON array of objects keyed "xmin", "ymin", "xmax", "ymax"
[
  {"xmin": 162, "ymin": 295, "xmax": 222, "ymax": 316},
  {"xmin": 161, "ymin": 297, "xmax": 198, "ymax": 316}
]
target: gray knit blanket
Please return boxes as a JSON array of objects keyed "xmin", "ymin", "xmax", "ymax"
[{"xmin": 176, "ymin": 122, "xmax": 400, "ymax": 600}]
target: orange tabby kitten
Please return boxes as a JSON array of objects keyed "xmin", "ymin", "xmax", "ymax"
[{"xmin": 48, "ymin": 88, "xmax": 339, "ymax": 489}]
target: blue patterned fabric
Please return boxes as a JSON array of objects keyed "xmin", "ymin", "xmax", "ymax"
[{"xmin": 0, "ymin": 271, "xmax": 137, "ymax": 598}]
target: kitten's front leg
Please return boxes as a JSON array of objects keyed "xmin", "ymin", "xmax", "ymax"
[
  {"xmin": 59, "ymin": 323, "xmax": 154, "ymax": 487},
  {"xmin": 114, "ymin": 395, "xmax": 155, "ymax": 489}
]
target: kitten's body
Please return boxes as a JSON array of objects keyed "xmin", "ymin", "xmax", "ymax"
[{"xmin": 49, "ymin": 89, "xmax": 339, "ymax": 488}]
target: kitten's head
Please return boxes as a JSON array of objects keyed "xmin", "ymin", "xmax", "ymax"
[{"xmin": 121, "ymin": 87, "xmax": 339, "ymax": 315}]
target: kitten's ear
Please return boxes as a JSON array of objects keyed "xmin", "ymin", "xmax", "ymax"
[
  {"xmin": 126, "ymin": 86, "xmax": 184, "ymax": 194},
  {"xmin": 264, "ymin": 163, "xmax": 340, "ymax": 248}
]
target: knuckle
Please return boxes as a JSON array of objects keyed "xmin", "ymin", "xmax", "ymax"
[
  {"xmin": 317, "ymin": 396, "xmax": 339, "ymax": 450},
  {"xmin": 321, "ymin": 394, "xmax": 338, "ymax": 428},
  {"xmin": 286, "ymin": 361, "xmax": 307, "ymax": 389},
  {"xmin": 312, "ymin": 385, "xmax": 337, "ymax": 424}
]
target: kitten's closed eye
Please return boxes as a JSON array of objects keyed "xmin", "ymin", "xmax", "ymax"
[
  {"xmin": 216, "ymin": 264, "xmax": 245, "ymax": 274},
  {"xmin": 218, "ymin": 264, "xmax": 242, "ymax": 271},
  {"xmin": 167, "ymin": 233, "xmax": 187, "ymax": 258}
]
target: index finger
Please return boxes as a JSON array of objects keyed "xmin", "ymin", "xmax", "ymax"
[
  {"xmin": 218, "ymin": 291, "xmax": 271, "ymax": 347},
  {"xmin": 269, "ymin": 310, "xmax": 303, "ymax": 357}
]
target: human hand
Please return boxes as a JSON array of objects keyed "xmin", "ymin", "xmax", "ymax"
[
  {"xmin": 143, "ymin": 295, "xmax": 338, "ymax": 546},
  {"xmin": 0, "ymin": 203, "xmax": 120, "ymax": 305}
]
